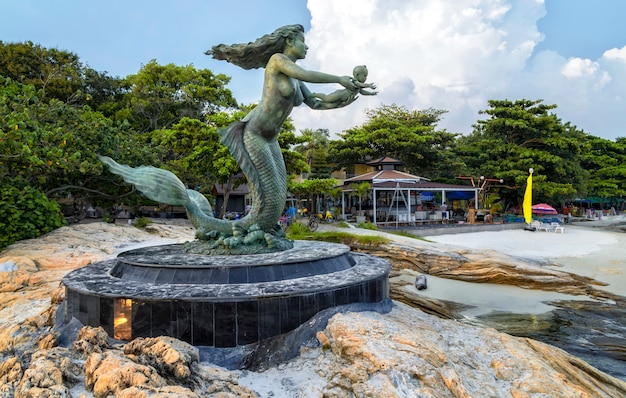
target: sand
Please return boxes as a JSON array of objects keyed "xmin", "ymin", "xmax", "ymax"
[{"xmin": 415, "ymin": 217, "xmax": 626, "ymax": 316}]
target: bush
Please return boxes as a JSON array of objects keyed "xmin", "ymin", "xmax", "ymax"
[
  {"xmin": 0, "ymin": 180, "xmax": 66, "ymax": 251},
  {"xmin": 357, "ymin": 221, "xmax": 378, "ymax": 230},
  {"xmin": 133, "ymin": 216, "xmax": 151, "ymax": 229}
]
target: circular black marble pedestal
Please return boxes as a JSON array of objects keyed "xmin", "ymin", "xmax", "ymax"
[{"xmin": 62, "ymin": 241, "xmax": 390, "ymax": 347}]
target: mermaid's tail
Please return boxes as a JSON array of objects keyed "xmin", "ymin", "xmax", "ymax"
[
  {"xmin": 98, "ymin": 156, "xmax": 189, "ymax": 206},
  {"xmin": 99, "ymin": 155, "xmax": 236, "ymax": 235}
]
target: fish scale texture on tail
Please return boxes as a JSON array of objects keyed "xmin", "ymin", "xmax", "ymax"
[{"xmin": 97, "ymin": 155, "xmax": 189, "ymax": 206}]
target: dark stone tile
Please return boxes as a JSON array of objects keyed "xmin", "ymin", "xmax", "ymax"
[
  {"xmin": 150, "ymin": 301, "xmax": 173, "ymax": 338},
  {"xmin": 279, "ymin": 296, "xmax": 301, "ymax": 334},
  {"xmin": 237, "ymin": 301, "xmax": 259, "ymax": 345},
  {"xmin": 141, "ymin": 268, "xmax": 160, "ymax": 283},
  {"xmin": 174, "ymin": 301, "xmax": 192, "ymax": 342},
  {"xmin": 192, "ymin": 302, "xmax": 214, "ymax": 346},
  {"xmin": 65, "ymin": 289, "xmax": 78, "ymax": 322},
  {"xmin": 99, "ymin": 298, "xmax": 114, "ymax": 337},
  {"xmin": 335, "ymin": 287, "xmax": 350, "ymax": 306},
  {"xmin": 178, "ymin": 270, "xmax": 198, "ymax": 284},
  {"xmin": 348, "ymin": 283, "xmax": 365, "ymax": 303},
  {"xmin": 248, "ymin": 266, "xmax": 268, "ymax": 283},
  {"xmin": 273, "ymin": 265, "xmax": 285, "ymax": 281},
  {"xmin": 299, "ymin": 294, "xmax": 318, "ymax": 324},
  {"xmin": 155, "ymin": 269, "xmax": 175, "ymax": 284},
  {"xmin": 87, "ymin": 295, "xmax": 100, "ymax": 326},
  {"xmin": 132, "ymin": 300, "xmax": 152, "ymax": 339},
  {"xmin": 258, "ymin": 298, "xmax": 280, "ymax": 340},
  {"xmin": 78, "ymin": 293, "xmax": 89, "ymax": 325},
  {"xmin": 229, "ymin": 266, "xmax": 249, "ymax": 284},
  {"xmin": 318, "ymin": 290, "xmax": 335, "ymax": 312},
  {"xmin": 214, "ymin": 302, "xmax": 236, "ymax": 347},
  {"xmin": 209, "ymin": 268, "xmax": 229, "ymax": 284}
]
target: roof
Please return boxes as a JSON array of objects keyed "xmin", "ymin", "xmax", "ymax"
[
  {"xmin": 342, "ymin": 180, "xmax": 479, "ymax": 192},
  {"xmin": 343, "ymin": 169, "xmax": 429, "ymax": 184},
  {"xmin": 365, "ymin": 156, "xmax": 404, "ymax": 166}
]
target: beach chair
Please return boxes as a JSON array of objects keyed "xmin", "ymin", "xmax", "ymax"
[
  {"xmin": 551, "ymin": 222, "xmax": 564, "ymax": 234},
  {"xmin": 532, "ymin": 221, "xmax": 553, "ymax": 232}
]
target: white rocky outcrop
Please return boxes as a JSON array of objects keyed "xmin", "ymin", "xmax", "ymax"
[{"xmin": 0, "ymin": 222, "xmax": 624, "ymax": 397}]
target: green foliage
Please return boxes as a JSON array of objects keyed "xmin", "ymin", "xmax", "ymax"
[
  {"xmin": 285, "ymin": 220, "xmax": 312, "ymax": 237},
  {"xmin": 349, "ymin": 182, "xmax": 371, "ymax": 213},
  {"xmin": 133, "ymin": 216, "xmax": 151, "ymax": 229},
  {"xmin": 278, "ymin": 119, "xmax": 309, "ymax": 176},
  {"xmin": 454, "ymin": 99, "xmax": 592, "ymax": 207},
  {"xmin": 0, "ymin": 76, "xmax": 156, "ymax": 211},
  {"xmin": 124, "ymin": 60, "xmax": 237, "ymax": 132},
  {"xmin": 329, "ymin": 104, "xmax": 461, "ymax": 179},
  {"xmin": 580, "ymin": 135, "xmax": 626, "ymax": 199},
  {"xmin": 288, "ymin": 178, "xmax": 339, "ymax": 212},
  {"xmin": 357, "ymin": 221, "xmax": 378, "ymax": 230},
  {"xmin": 0, "ymin": 41, "xmax": 84, "ymax": 103},
  {"xmin": 0, "ymin": 180, "xmax": 66, "ymax": 251},
  {"xmin": 294, "ymin": 128, "xmax": 332, "ymax": 178},
  {"xmin": 285, "ymin": 224, "xmax": 389, "ymax": 246}
]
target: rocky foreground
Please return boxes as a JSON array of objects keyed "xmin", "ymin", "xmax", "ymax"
[{"xmin": 1, "ymin": 222, "xmax": 625, "ymax": 397}]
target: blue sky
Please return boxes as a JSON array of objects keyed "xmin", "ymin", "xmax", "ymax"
[{"xmin": 2, "ymin": 0, "xmax": 626, "ymax": 140}]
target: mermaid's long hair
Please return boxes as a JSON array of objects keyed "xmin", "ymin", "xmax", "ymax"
[{"xmin": 205, "ymin": 24, "xmax": 304, "ymax": 70}]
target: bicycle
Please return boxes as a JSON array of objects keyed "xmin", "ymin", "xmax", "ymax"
[{"xmin": 307, "ymin": 214, "xmax": 319, "ymax": 232}]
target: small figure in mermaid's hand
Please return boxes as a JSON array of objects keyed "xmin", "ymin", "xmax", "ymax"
[{"xmin": 309, "ymin": 65, "xmax": 378, "ymax": 106}]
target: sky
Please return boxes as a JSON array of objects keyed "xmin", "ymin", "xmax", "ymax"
[{"xmin": 2, "ymin": 0, "xmax": 626, "ymax": 140}]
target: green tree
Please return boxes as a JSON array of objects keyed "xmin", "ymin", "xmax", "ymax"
[
  {"xmin": 277, "ymin": 119, "xmax": 309, "ymax": 177},
  {"xmin": 0, "ymin": 77, "xmax": 156, "ymax": 218},
  {"xmin": 580, "ymin": 135, "xmax": 626, "ymax": 207},
  {"xmin": 455, "ymin": 99, "xmax": 590, "ymax": 208},
  {"xmin": 294, "ymin": 128, "xmax": 332, "ymax": 178},
  {"xmin": 124, "ymin": 60, "xmax": 237, "ymax": 132},
  {"xmin": 329, "ymin": 104, "xmax": 461, "ymax": 179},
  {"xmin": 0, "ymin": 41, "xmax": 84, "ymax": 103},
  {"xmin": 349, "ymin": 182, "xmax": 371, "ymax": 214},
  {"xmin": 0, "ymin": 179, "xmax": 65, "ymax": 251},
  {"xmin": 288, "ymin": 178, "xmax": 338, "ymax": 214}
]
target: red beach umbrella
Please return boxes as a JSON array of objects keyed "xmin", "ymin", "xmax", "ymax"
[{"xmin": 531, "ymin": 203, "xmax": 558, "ymax": 214}]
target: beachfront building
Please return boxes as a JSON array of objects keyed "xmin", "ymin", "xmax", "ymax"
[{"xmin": 339, "ymin": 157, "xmax": 480, "ymax": 227}]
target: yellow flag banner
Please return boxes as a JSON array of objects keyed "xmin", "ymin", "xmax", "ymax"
[{"xmin": 523, "ymin": 172, "xmax": 533, "ymax": 224}]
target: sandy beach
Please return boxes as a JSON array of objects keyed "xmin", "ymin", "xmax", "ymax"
[{"xmin": 416, "ymin": 217, "xmax": 626, "ymax": 316}]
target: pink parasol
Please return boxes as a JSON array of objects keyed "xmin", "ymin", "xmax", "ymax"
[{"xmin": 531, "ymin": 203, "xmax": 558, "ymax": 214}]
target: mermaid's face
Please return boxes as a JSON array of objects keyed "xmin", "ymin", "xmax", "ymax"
[{"xmin": 286, "ymin": 33, "xmax": 308, "ymax": 60}]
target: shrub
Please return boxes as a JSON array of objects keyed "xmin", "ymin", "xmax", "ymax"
[
  {"xmin": 133, "ymin": 216, "xmax": 151, "ymax": 229},
  {"xmin": 0, "ymin": 180, "xmax": 66, "ymax": 251}
]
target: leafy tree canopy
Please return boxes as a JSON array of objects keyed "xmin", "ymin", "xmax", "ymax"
[
  {"xmin": 455, "ymin": 99, "xmax": 591, "ymax": 206},
  {"xmin": 123, "ymin": 60, "xmax": 237, "ymax": 132},
  {"xmin": 329, "ymin": 104, "xmax": 461, "ymax": 179}
]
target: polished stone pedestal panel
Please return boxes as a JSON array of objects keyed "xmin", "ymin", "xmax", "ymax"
[{"xmin": 62, "ymin": 241, "xmax": 390, "ymax": 347}]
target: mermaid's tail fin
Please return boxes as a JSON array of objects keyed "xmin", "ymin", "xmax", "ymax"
[
  {"xmin": 98, "ymin": 155, "xmax": 189, "ymax": 206},
  {"xmin": 187, "ymin": 189, "xmax": 214, "ymax": 217}
]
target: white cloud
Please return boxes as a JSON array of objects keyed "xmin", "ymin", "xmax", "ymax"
[
  {"xmin": 561, "ymin": 58, "xmax": 599, "ymax": 78},
  {"xmin": 289, "ymin": 0, "xmax": 626, "ymax": 140},
  {"xmin": 603, "ymin": 45, "xmax": 626, "ymax": 63}
]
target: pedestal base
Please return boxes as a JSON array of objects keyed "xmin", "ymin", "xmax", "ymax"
[{"xmin": 62, "ymin": 241, "xmax": 390, "ymax": 347}]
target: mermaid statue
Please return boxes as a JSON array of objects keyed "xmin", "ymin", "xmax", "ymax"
[{"xmin": 99, "ymin": 24, "xmax": 373, "ymax": 254}]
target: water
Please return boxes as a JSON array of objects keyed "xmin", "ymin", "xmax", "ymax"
[{"xmin": 415, "ymin": 223, "xmax": 626, "ymax": 381}]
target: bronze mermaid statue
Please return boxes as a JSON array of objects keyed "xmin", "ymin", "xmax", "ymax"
[{"xmin": 100, "ymin": 24, "xmax": 374, "ymax": 254}]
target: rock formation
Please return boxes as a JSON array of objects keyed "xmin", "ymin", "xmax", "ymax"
[{"xmin": 1, "ymin": 222, "xmax": 625, "ymax": 397}]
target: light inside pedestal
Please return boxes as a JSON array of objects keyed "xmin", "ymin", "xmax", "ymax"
[{"xmin": 114, "ymin": 298, "xmax": 133, "ymax": 340}]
